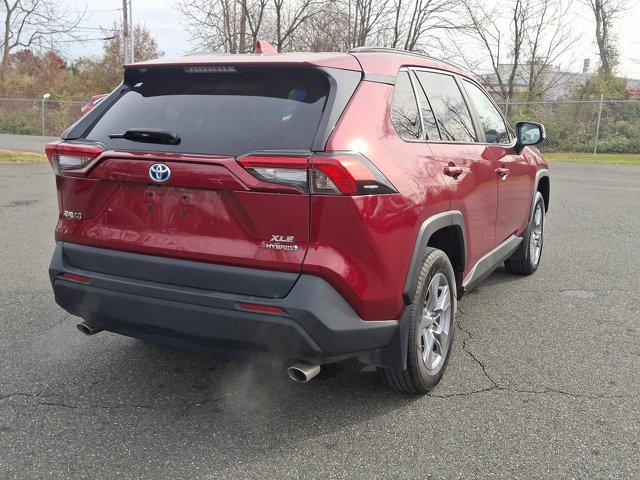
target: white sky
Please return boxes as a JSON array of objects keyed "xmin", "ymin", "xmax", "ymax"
[{"xmin": 63, "ymin": 0, "xmax": 640, "ymax": 79}]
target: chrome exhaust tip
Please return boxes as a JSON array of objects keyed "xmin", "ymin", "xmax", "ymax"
[
  {"xmin": 76, "ymin": 322, "xmax": 102, "ymax": 336},
  {"xmin": 287, "ymin": 362, "xmax": 321, "ymax": 382}
]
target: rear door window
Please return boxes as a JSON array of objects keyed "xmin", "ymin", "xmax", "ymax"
[
  {"xmin": 414, "ymin": 71, "xmax": 477, "ymax": 143},
  {"xmin": 84, "ymin": 67, "xmax": 330, "ymax": 156}
]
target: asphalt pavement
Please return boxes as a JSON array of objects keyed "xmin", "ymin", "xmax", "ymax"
[
  {"xmin": 0, "ymin": 134, "xmax": 59, "ymax": 153},
  {"xmin": 0, "ymin": 161, "xmax": 639, "ymax": 479}
]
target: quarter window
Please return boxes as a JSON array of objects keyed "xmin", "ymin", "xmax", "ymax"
[
  {"xmin": 390, "ymin": 71, "xmax": 422, "ymax": 141},
  {"xmin": 410, "ymin": 71, "xmax": 440, "ymax": 140},
  {"xmin": 415, "ymin": 71, "xmax": 477, "ymax": 143},
  {"xmin": 463, "ymin": 80, "xmax": 511, "ymax": 144}
]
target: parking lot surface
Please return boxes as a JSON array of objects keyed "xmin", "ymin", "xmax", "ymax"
[
  {"xmin": 0, "ymin": 134, "xmax": 59, "ymax": 153},
  {"xmin": 1, "ymin": 161, "xmax": 639, "ymax": 479}
]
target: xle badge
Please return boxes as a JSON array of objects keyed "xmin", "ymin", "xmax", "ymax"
[{"xmin": 265, "ymin": 235, "xmax": 298, "ymax": 251}]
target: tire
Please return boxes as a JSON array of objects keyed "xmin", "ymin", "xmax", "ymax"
[
  {"xmin": 505, "ymin": 191, "xmax": 545, "ymax": 276},
  {"xmin": 378, "ymin": 248, "xmax": 457, "ymax": 395}
]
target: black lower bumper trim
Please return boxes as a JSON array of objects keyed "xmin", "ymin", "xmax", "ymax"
[
  {"xmin": 61, "ymin": 241, "xmax": 299, "ymax": 298},
  {"xmin": 50, "ymin": 242, "xmax": 403, "ymax": 367}
]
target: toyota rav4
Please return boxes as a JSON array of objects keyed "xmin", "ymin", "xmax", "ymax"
[{"xmin": 47, "ymin": 44, "xmax": 549, "ymax": 394}]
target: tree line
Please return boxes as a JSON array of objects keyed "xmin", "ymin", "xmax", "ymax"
[
  {"xmin": 176, "ymin": 0, "xmax": 634, "ymax": 100},
  {"xmin": 0, "ymin": 0, "xmax": 634, "ymax": 102}
]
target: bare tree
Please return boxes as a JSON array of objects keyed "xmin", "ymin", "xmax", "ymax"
[
  {"xmin": 177, "ymin": 0, "xmax": 466, "ymax": 54},
  {"xmin": 454, "ymin": 0, "xmax": 577, "ymax": 101},
  {"xmin": 178, "ymin": 0, "xmax": 319, "ymax": 53},
  {"xmin": 344, "ymin": 0, "xmax": 390, "ymax": 48},
  {"xmin": 177, "ymin": 0, "xmax": 245, "ymax": 53},
  {"xmin": 389, "ymin": 0, "xmax": 458, "ymax": 52},
  {"xmin": 521, "ymin": 0, "xmax": 577, "ymax": 99},
  {"xmin": 583, "ymin": 0, "xmax": 627, "ymax": 74},
  {"xmin": 271, "ymin": 0, "xmax": 321, "ymax": 52},
  {"xmin": 459, "ymin": 0, "xmax": 528, "ymax": 100},
  {"xmin": 1, "ymin": 0, "xmax": 83, "ymax": 81},
  {"xmin": 301, "ymin": 1, "xmax": 351, "ymax": 51},
  {"xmin": 241, "ymin": 0, "xmax": 268, "ymax": 51}
]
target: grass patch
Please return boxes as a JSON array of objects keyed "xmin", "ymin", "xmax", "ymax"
[
  {"xmin": 0, "ymin": 149, "xmax": 47, "ymax": 163},
  {"xmin": 544, "ymin": 152, "xmax": 640, "ymax": 166}
]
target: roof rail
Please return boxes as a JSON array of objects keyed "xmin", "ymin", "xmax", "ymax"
[{"xmin": 348, "ymin": 46, "xmax": 465, "ymax": 72}]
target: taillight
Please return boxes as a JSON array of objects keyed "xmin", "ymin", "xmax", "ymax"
[
  {"xmin": 238, "ymin": 155, "xmax": 308, "ymax": 192},
  {"xmin": 45, "ymin": 142, "xmax": 103, "ymax": 174},
  {"xmin": 237, "ymin": 152, "xmax": 396, "ymax": 195}
]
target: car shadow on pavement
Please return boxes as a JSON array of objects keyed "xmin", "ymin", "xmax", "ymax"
[
  {"xmin": 40, "ymin": 335, "xmax": 421, "ymax": 471},
  {"xmin": 464, "ymin": 265, "xmax": 529, "ymax": 294}
]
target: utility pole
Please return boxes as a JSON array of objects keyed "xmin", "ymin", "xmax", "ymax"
[
  {"xmin": 122, "ymin": 0, "xmax": 131, "ymax": 64},
  {"xmin": 129, "ymin": 0, "xmax": 134, "ymax": 62}
]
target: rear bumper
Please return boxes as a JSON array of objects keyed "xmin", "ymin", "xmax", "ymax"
[{"xmin": 49, "ymin": 242, "xmax": 404, "ymax": 367}]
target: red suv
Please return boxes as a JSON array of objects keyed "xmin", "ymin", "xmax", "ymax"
[{"xmin": 47, "ymin": 45, "xmax": 549, "ymax": 394}]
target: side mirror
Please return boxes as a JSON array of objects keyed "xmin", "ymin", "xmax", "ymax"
[{"xmin": 516, "ymin": 121, "xmax": 545, "ymax": 152}]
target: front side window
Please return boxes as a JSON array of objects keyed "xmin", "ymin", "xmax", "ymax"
[
  {"xmin": 463, "ymin": 80, "xmax": 511, "ymax": 144},
  {"xmin": 390, "ymin": 71, "xmax": 422, "ymax": 141},
  {"xmin": 415, "ymin": 71, "xmax": 477, "ymax": 143}
]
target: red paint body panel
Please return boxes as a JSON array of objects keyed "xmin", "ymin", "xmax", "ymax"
[
  {"xmin": 304, "ymin": 194, "xmax": 417, "ymax": 320},
  {"xmin": 428, "ymin": 143, "xmax": 498, "ymax": 276},
  {"xmin": 55, "ymin": 152, "xmax": 310, "ymax": 274},
  {"xmin": 326, "ymin": 82, "xmax": 451, "ymax": 217},
  {"xmin": 352, "ymin": 52, "xmax": 471, "ymax": 79},
  {"xmin": 322, "ymin": 82, "xmax": 454, "ymax": 318},
  {"xmin": 488, "ymin": 145, "xmax": 539, "ymax": 240},
  {"xmin": 51, "ymin": 50, "xmax": 550, "ymax": 326}
]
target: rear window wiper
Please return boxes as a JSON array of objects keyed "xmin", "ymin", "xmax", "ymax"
[{"xmin": 108, "ymin": 128, "xmax": 181, "ymax": 145}]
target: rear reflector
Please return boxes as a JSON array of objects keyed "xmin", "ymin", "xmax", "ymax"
[
  {"xmin": 237, "ymin": 152, "xmax": 396, "ymax": 195},
  {"xmin": 45, "ymin": 142, "xmax": 103, "ymax": 174},
  {"xmin": 239, "ymin": 303, "xmax": 285, "ymax": 314},
  {"xmin": 61, "ymin": 273, "xmax": 91, "ymax": 284}
]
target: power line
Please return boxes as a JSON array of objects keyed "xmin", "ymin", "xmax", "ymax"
[
  {"xmin": 72, "ymin": 26, "xmax": 119, "ymax": 32},
  {"xmin": 85, "ymin": 8, "xmax": 123, "ymax": 13},
  {"xmin": 56, "ymin": 36, "xmax": 117, "ymax": 43}
]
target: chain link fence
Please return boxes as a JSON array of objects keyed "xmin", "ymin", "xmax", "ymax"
[
  {"xmin": 0, "ymin": 98, "xmax": 84, "ymax": 137},
  {"xmin": 499, "ymin": 99, "xmax": 640, "ymax": 154},
  {"xmin": 0, "ymin": 97, "xmax": 639, "ymax": 154}
]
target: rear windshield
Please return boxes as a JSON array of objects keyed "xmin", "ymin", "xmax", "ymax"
[{"xmin": 84, "ymin": 67, "xmax": 330, "ymax": 156}]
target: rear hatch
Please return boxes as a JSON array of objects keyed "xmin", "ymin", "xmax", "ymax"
[{"xmin": 50, "ymin": 64, "xmax": 360, "ymax": 297}]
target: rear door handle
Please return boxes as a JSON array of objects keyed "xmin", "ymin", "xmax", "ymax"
[
  {"xmin": 444, "ymin": 165, "xmax": 463, "ymax": 177},
  {"xmin": 496, "ymin": 167, "xmax": 510, "ymax": 179}
]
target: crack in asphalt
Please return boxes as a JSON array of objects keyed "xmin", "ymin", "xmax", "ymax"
[
  {"xmin": 426, "ymin": 317, "xmax": 636, "ymax": 401},
  {"xmin": 0, "ymin": 308, "xmax": 634, "ymax": 411},
  {"xmin": 456, "ymin": 318, "xmax": 499, "ymax": 389}
]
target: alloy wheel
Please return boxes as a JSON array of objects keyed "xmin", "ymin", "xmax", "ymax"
[
  {"xmin": 419, "ymin": 273, "xmax": 452, "ymax": 372},
  {"xmin": 530, "ymin": 203, "xmax": 544, "ymax": 265}
]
